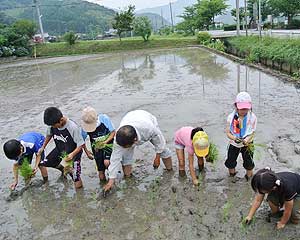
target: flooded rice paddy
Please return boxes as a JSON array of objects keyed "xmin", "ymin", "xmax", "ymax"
[{"xmin": 0, "ymin": 48, "xmax": 300, "ymax": 239}]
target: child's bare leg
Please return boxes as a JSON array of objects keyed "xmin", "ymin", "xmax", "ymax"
[
  {"xmin": 176, "ymin": 149, "xmax": 186, "ymax": 177},
  {"xmin": 122, "ymin": 165, "xmax": 132, "ymax": 177},
  {"xmin": 98, "ymin": 171, "xmax": 106, "ymax": 181},
  {"xmin": 197, "ymin": 156, "xmax": 204, "ymax": 171},
  {"xmin": 74, "ymin": 179, "xmax": 83, "ymax": 189},
  {"xmin": 229, "ymin": 168, "xmax": 236, "ymax": 176},
  {"xmin": 162, "ymin": 157, "xmax": 172, "ymax": 171},
  {"xmin": 246, "ymin": 169, "xmax": 253, "ymax": 178},
  {"xmin": 268, "ymin": 201, "xmax": 280, "ymax": 214}
]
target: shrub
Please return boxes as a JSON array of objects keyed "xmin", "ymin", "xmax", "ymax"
[
  {"xmin": 197, "ymin": 32, "xmax": 211, "ymax": 44},
  {"xmin": 14, "ymin": 47, "xmax": 29, "ymax": 57},
  {"xmin": 1, "ymin": 46, "xmax": 14, "ymax": 57},
  {"xmin": 224, "ymin": 24, "xmax": 242, "ymax": 31},
  {"xmin": 63, "ymin": 31, "xmax": 78, "ymax": 45},
  {"xmin": 208, "ymin": 39, "xmax": 225, "ymax": 52}
]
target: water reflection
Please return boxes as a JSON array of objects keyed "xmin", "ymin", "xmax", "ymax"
[
  {"xmin": 176, "ymin": 49, "xmax": 229, "ymax": 81},
  {"xmin": 118, "ymin": 55, "xmax": 155, "ymax": 91}
]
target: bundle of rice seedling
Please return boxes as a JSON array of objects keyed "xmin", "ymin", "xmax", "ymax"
[
  {"xmin": 246, "ymin": 143, "xmax": 266, "ymax": 156},
  {"xmin": 92, "ymin": 140, "xmax": 113, "ymax": 154},
  {"xmin": 19, "ymin": 157, "xmax": 34, "ymax": 181},
  {"xmin": 60, "ymin": 151, "xmax": 73, "ymax": 176},
  {"xmin": 206, "ymin": 142, "xmax": 219, "ymax": 163}
]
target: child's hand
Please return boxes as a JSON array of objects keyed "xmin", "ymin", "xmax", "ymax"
[
  {"xmin": 234, "ymin": 137, "xmax": 242, "ymax": 144},
  {"xmin": 65, "ymin": 154, "xmax": 73, "ymax": 162},
  {"xmin": 104, "ymin": 159, "xmax": 110, "ymax": 168},
  {"xmin": 10, "ymin": 181, "xmax": 18, "ymax": 190},
  {"xmin": 276, "ymin": 221, "xmax": 285, "ymax": 230},
  {"xmin": 193, "ymin": 179, "xmax": 199, "ymax": 186},
  {"xmin": 86, "ymin": 151, "xmax": 94, "ymax": 160},
  {"xmin": 244, "ymin": 216, "xmax": 252, "ymax": 225},
  {"xmin": 33, "ymin": 167, "xmax": 39, "ymax": 175},
  {"xmin": 242, "ymin": 138, "xmax": 249, "ymax": 146}
]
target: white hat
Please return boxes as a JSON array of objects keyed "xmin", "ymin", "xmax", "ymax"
[{"xmin": 81, "ymin": 107, "xmax": 97, "ymax": 132}]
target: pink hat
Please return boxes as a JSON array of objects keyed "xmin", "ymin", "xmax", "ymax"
[
  {"xmin": 81, "ymin": 106, "xmax": 97, "ymax": 132},
  {"xmin": 235, "ymin": 92, "xmax": 252, "ymax": 110}
]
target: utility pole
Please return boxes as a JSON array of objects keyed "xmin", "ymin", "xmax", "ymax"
[
  {"xmin": 244, "ymin": 0, "xmax": 248, "ymax": 36},
  {"xmin": 258, "ymin": 0, "xmax": 262, "ymax": 37},
  {"xmin": 33, "ymin": 0, "xmax": 45, "ymax": 42},
  {"xmin": 236, "ymin": 0, "xmax": 240, "ymax": 36},
  {"xmin": 169, "ymin": 1, "xmax": 174, "ymax": 30}
]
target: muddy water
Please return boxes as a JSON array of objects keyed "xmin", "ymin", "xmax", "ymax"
[{"xmin": 0, "ymin": 48, "xmax": 300, "ymax": 240}]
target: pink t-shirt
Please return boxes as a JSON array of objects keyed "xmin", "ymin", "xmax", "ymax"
[{"xmin": 174, "ymin": 126, "xmax": 194, "ymax": 155}]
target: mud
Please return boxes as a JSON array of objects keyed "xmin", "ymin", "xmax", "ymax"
[{"xmin": 0, "ymin": 48, "xmax": 300, "ymax": 239}]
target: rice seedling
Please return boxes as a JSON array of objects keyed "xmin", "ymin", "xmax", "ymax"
[
  {"xmin": 246, "ymin": 143, "xmax": 266, "ymax": 160},
  {"xmin": 222, "ymin": 201, "xmax": 233, "ymax": 222},
  {"xmin": 60, "ymin": 151, "xmax": 73, "ymax": 176},
  {"xmin": 206, "ymin": 142, "xmax": 219, "ymax": 163},
  {"xmin": 92, "ymin": 137, "xmax": 113, "ymax": 154},
  {"xmin": 19, "ymin": 157, "xmax": 34, "ymax": 181}
]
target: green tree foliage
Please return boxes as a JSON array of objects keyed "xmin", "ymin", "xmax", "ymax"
[
  {"xmin": 63, "ymin": 31, "xmax": 78, "ymax": 45},
  {"xmin": 247, "ymin": 0, "xmax": 271, "ymax": 26},
  {"xmin": 13, "ymin": 19, "xmax": 37, "ymax": 39},
  {"xmin": 133, "ymin": 16, "xmax": 152, "ymax": 41},
  {"xmin": 268, "ymin": 0, "xmax": 300, "ymax": 24},
  {"xmin": 195, "ymin": 0, "xmax": 228, "ymax": 30},
  {"xmin": 177, "ymin": 0, "xmax": 227, "ymax": 32},
  {"xmin": 231, "ymin": 7, "xmax": 246, "ymax": 23},
  {"xmin": 176, "ymin": 6, "xmax": 198, "ymax": 35},
  {"xmin": 112, "ymin": 5, "xmax": 135, "ymax": 41}
]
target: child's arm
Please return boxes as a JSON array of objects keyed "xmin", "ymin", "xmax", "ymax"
[
  {"xmin": 65, "ymin": 145, "xmax": 84, "ymax": 162},
  {"xmin": 277, "ymin": 199, "xmax": 294, "ymax": 229},
  {"xmin": 188, "ymin": 154, "xmax": 198, "ymax": 185},
  {"xmin": 245, "ymin": 193, "xmax": 264, "ymax": 223},
  {"xmin": 38, "ymin": 135, "xmax": 52, "ymax": 155},
  {"xmin": 10, "ymin": 163, "xmax": 19, "ymax": 190},
  {"xmin": 104, "ymin": 130, "xmax": 116, "ymax": 144},
  {"xmin": 83, "ymin": 144, "xmax": 94, "ymax": 160},
  {"xmin": 33, "ymin": 153, "xmax": 42, "ymax": 174}
]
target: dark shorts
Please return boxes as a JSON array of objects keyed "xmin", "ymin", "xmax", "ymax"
[
  {"xmin": 92, "ymin": 148, "xmax": 112, "ymax": 172},
  {"xmin": 40, "ymin": 148, "xmax": 82, "ymax": 182},
  {"xmin": 224, "ymin": 144, "xmax": 254, "ymax": 170},
  {"xmin": 267, "ymin": 192, "xmax": 300, "ymax": 222}
]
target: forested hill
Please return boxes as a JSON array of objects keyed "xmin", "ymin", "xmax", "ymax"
[{"xmin": 0, "ymin": 0, "xmax": 115, "ymax": 35}]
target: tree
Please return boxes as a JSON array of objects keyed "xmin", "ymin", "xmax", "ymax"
[
  {"xmin": 231, "ymin": 7, "xmax": 245, "ymax": 23},
  {"xmin": 133, "ymin": 16, "xmax": 152, "ymax": 41},
  {"xmin": 13, "ymin": 19, "xmax": 37, "ymax": 39},
  {"xmin": 112, "ymin": 5, "xmax": 135, "ymax": 41},
  {"xmin": 268, "ymin": 0, "xmax": 300, "ymax": 25},
  {"xmin": 63, "ymin": 31, "xmax": 78, "ymax": 45},
  {"xmin": 177, "ymin": 6, "xmax": 199, "ymax": 35},
  {"xmin": 195, "ymin": 0, "xmax": 228, "ymax": 30},
  {"xmin": 247, "ymin": 0, "xmax": 271, "ymax": 26}
]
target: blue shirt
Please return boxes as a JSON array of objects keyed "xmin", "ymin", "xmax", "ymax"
[{"xmin": 16, "ymin": 132, "xmax": 45, "ymax": 164}]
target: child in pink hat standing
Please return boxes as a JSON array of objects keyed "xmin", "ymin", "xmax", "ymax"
[{"xmin": 225, "ymin": 92, "xmax": 257, "ymax": 181}]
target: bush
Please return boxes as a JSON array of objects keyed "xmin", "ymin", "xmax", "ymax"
[
  {"xmin": 63, "ymin": 31, "xmax": 78, "ymax": 45},
  {"xmin": 286, "ymin": 19, "xmax": 300, "ymax": 30},
  {"xmin": 14, "ymin": 47, "xmax": 29, "ymax": 57},
  {"xmin": 224, "ymin": 24, "xmax": 242, "ymax": 31},
  {"xmin": 1, "ymin": 46, "xmax": 14, "ymax": 57},
  {"xmin": 208, "ymin": 39, "xmax": 225, "ymax": 52},
  {"xmin": 197, "ymin": 32, "xmax": 211, "ymax": 44}
]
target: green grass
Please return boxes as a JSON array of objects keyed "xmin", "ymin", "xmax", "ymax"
[
  {"xmin": 226, "ymin": 36, "xmax": 300, "ymax": 68},
  {"xmin": 35, "ymin": 36, "xmax": 198, "ymax": 57}
]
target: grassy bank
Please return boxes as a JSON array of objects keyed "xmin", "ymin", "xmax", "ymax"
[
  {"xmin": 35, "ymin": 36, "xmax": 198, "ymax": 57},
  {"xmin": 224, "ymin": 36, "xmax": 300, "ymax": 77}
]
